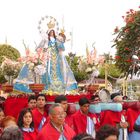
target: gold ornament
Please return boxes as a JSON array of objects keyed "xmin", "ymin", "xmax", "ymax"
[
  {"xmin": 60, "ymin": 28, "xmax": 65, "ymax": 34},
  {"xmin": 47, "ymin": 20, "xmax": 55, "ymax": 29}
]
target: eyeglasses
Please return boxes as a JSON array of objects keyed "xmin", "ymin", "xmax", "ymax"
[{"xmin": 52, "ymin": 112, "xmax": 66, "ymax": 118}]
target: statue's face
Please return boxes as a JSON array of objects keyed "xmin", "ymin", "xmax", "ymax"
[{"xmin": 49, "ymin": 30, "xmax": 55, "ymax": 37}]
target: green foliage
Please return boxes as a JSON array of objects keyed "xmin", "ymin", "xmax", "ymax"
[
  {"xmin": 99, "ymin": 64, "xmax": 122, "ymax": 78},
  {"xmin": 112, "ymin": 9, "xmax": 140, "ymax": 73},
  {"xmin": 0, "ymin": 44, "xmax": 21, "ymax": 83},
  {"xmin": 66, "ymin": 54, "xmax": 88, "ymax": 82},
  {"xmin": 0, "ymin": 44, "xmax": 20, "ymax": 63},
  {"xmin": 74, "ymin": 70, "xmax": 88, "ymax": 82}
]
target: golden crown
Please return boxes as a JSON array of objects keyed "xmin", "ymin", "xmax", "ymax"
[
  {"xmin": 60, "ymin": 28, "xmax": 65, "ymax": 34},
  {"xmin": 47, "ymin": 20, "xmax": 55, "ymax": 29}
]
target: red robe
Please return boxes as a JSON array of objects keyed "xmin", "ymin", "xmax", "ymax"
[
  {"xmin": 36, "ymin": 122, "xmax": 75, "ymax": 140},
  {"xmin": 32, "ymin": 108, "xmax": 48, "ymax": 130},
  {"xmin": 100, "ymin": 110, "xmax": 122, "ymax": 127},
  {"xmin": 0, "ymin": 127, "xmax": 3, "ymax": 136},
  {"xmin": 22, "ymin": 129, "xmax": 38, "ymax": 140},
  {"xmin": 65, "ymin": 114, "xmax": 73, "ymax": 128},
  {"xmin": 72, "ymin": 110, "xmax": 98, "ymax": 134},
  {"xmin": 4, "ymin": 97, "xmax": 28, "ymax": 119},
  {"xmin": 126, "ymin": 108, "xmax": 140, "ymax": 132}
]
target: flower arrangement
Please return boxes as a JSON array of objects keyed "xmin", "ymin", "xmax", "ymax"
[
  {"xmin": 18, "ymin": 47, "xmax": 48, "ymax": 83},
  {"xmin": 1, "ymin": 57, "xmax": 21, "ymax": 84},
  {"xmin": 85, "ymin": 64, "xmax": 97, "ymax": 75},
  {"xmin": 78, "ymin": 47, "xmax": 100, "ymax": 85},
  {"xmin": 112, "ymin": 6, "xmax": 140, "ymax": 73}
]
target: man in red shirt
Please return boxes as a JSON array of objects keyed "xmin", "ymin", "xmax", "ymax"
[
  {"xmin": 28, "ymin": 95, "xmax": 37, "ymax": 110},
  {"xmin": 32, "ymin": 94, "xmax": 47, "ymax": 131},
  {"xmin": 72, "ymin": 97, "xmax": 97, "ymax": 139},
  {"xmin": 37, "ymin": 103, "xmax": 75, "ymax": 140},
  {"xmin": 55, "ymin": 95, "xmax": 76, "ymax": 127}
]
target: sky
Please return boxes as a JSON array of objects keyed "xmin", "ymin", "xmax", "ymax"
[{"xmin": 0, "ymin": 0, "xmax": 140, "ymax": 57}]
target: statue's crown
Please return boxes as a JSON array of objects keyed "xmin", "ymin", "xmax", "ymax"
[
  {"xmin": 47, "ymin": 20, "xmax": 55, "ymax": 29},
  {"xmin": 60, "ymin": 28, "xmax": 65, "ymax": 34}
]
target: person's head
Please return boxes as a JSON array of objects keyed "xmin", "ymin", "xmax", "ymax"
[
  {"xmin": 55, "ymin": 95, "xmax": 68, "ymax": 112},
  {"xmin": 0, "ymin": 96, "xmax": 6, "ymax": 104},
  {"xmin": 90, "ymin": 95, "xmax": 100, "ymax": 104},
  {"xmin": 36, "ymin": 94, "xmax": 47, "ymax": 109},
  {"xmin": 96, "ymin": 124, "xmax": 119, "ymax": 140},
  {"xmin": 72, "ymin": 133, "xmax": 94, "ymax": 140},
  {"xmin": 58, "ymin": 33, "xmax": 66, "ymax": 42},
  {"xmin": 28, "ymin": 95, "xmax": 37, "ymax": 109},
  {"xmin": 111, "ymin": 92, "xmax": 123, "ymax": 103},
  {"xmin": 123, "ymin": 96, "xmax": 128, "ymax": 100},
  {"xmin": 48, "ymin": 29, "xmax": 56, "ymax": 40},
  {"xmin": 79, "ymin": 97, "xmax": 90, "ymax": 115},
  {"xmin": 0, "ymin": 126, "xmax": 23, "ymax": 140},
  {"xmin": 49, "ymin": 103, "xmax": 66, "ymax": 127},
  {"xmin": 17, "ymin": 108, "xmax": 34, "ymax": 129},
  {"xmin": 0, "ymin": 108, "xmax": 5, "ymax": 124},
  {"xmin": 1, "ymin": 116, "xmax": 17, "ymax": 129},
  {"xmin": 0, "ymin": 96, "xmax": 6, "ymax": 110}
]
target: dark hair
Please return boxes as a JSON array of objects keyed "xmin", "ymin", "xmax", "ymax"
[
  {"xmin": 17, "ymin": 108, "xmax": 34, "ymax": 129},
  {"xmin": 55, "ymin": 95, "xmax": 67, "ymax": 103},
  {"xmin": 0, "ymin": 96, "xmax": 6, "ymax": 101},
  {"xmin": 0, "ymin": 97, "xmax": 6, "ymax": 109},
  {"xmin": 36, "ymin": 94, "xmax": 47, "ymax": 101},
  {"xmin": 79, "ymin": 97, "xmax": 90, "ymax": 106},
  {"xmin": 0, "ymin": 107, "xmax": 4, "ymax": 113},
  {"xmin": 110, "ymin": 92, "xmax": 121, "ymax": 100},
  {"xmin": 72, "ymin": 133, "xmax": 94, "ymax": 140},
  {"xmin": 48, "ymin": 29, "xmax": 56, "ymax": 40},
  {"xmin": 123, "ymin": 96, "xmax": 128, "ymax": 100},
  {"xmin": 90, "ymin": 95, "xmax": 99, "ymax": 101},
  {"xmin": 96, "ymin": 124, "xmax": 119, "ymax": 140},
  {"xmin": 0, "ymin": 126, "xmax": 23, "ymax": 140},
  {"xmin": 28, "ymin": 95, "xmax": 36, "ymax": 102}
]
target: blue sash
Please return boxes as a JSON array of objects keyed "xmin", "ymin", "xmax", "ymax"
[{"xmin": 38, "ymin": 117, "xmax": 46, "ymax": 131}]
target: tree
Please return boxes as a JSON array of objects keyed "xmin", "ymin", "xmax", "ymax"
[
  {"xmin": 112, "ymin": 8, "xmax": 140, "ymax": 73},
  {"xmin": 66, "ymin": 53, "xmax": 88, "ymax": 82},
  {"xmin": 99, "ymin": 64, "xmax": 122, "ymax": 79},
  {"xmin": 0, "ymin": 44, "xmax": 20, "ymax": 83}
]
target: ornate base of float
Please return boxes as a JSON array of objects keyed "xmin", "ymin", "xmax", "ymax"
[
  {"xmin": 2, "ymin": 84, "xmax": 13, "ymax": 93},
  {"xmin": 29, "ymin": 84, "xmax": 45, "ymax": 95}
]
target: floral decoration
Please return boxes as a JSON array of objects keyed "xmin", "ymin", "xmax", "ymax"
[
  {"xmin": 18, "ymin": 47, "xmax": 48, "ymax": 83},
  {"xmin": 112, "ymin": 6, "xmax": 140, "ymax": 73},
  {"xmin": 1, "ymin": 57, "xmax": 21, "ymax": 84}
]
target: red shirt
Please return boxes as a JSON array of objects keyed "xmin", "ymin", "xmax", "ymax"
[
  {"xmin": 36, "ymin": 122, "xmax": 75, "ymax": 140},
  {"xmin": 100, "ymin": 110, "xmax": 122, "ymax": 127},
  {"xmin": 22, "ymin": 129, "xmax": 38, "ymax": 140},
  {"xmin": 32, "ymin": 108, "xmax": 48, "ymax": 130},
  {"xmin": 72, "ymin": 110, "xmax": 98, "ymax": 134}
]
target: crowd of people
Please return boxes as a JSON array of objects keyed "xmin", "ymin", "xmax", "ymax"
[{"xmin": 0, "ymin": 92, "xmax": 140, "ymax": 140}]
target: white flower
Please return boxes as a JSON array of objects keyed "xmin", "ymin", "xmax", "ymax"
[
  {"xmin": 34, "ymin": 65, "xmax": 46, "ymax": 75},
  {"xmin": 92, "ymin": 70, "xmax": 100, "ymax": 77},
  {"xmin": 92, "ymin": 66, "xmax": 96, "ymax": 71},
  {"xmin": 28, "ymin": 63, "xmax": 34, "ymax": 70},
  {"xmin": 85, "ymin": 67, "xmax": 92, "ymax": 73}
]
